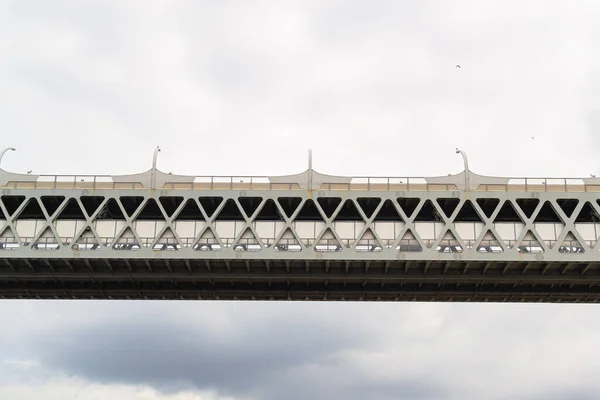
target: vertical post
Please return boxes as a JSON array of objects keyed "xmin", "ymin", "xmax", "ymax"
[
  {"xmin": 0, "ymin": 147, "xmax": 16, "ymax": 168},
  {"xmin": 308, "ymin": 149, "xmax": 313, "ymax": 190},
  {"xmin": 455, "ymin": 148, "xmax": 470, "ymax": 191},
  {"xmin": 151, "ymin": 146, "xmax": 161, "ymax": 190}
]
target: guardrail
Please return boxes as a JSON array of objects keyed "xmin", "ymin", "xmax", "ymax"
[
  {"xmin": 3, "ymin": 175, "xmax": 142, "ymax": 190},
  {"xmin": 476, "ymin": 178, "xmax": 600, "ymax": 193},
  {"xmin": 1, "ymin": 175, "xmax": 302, "ymax": 191},
  {"xmin": 2, "ymin": 175, "xmax": 600, "ymax": 192}
]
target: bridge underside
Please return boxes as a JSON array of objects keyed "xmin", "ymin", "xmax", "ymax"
[{"xmin": 1, "ymin": 259, "xmax": 600, "ymax": 303}]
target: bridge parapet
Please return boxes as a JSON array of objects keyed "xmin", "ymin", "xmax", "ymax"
[{"xmin": 3, "ymin": 167, "xmax": 600, "ymax": 193}]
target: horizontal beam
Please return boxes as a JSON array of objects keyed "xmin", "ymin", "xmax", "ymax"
[
  {"xmin": 1, "ymin": 287, "xmax": 598, "ymax": 303},
  {"xmin": 0, "ymin": 259, "xmax": 599, "ymax": 302},
  {"xmin": 0, "ymin": 271, "xmax": 597, "ymax": 284}
]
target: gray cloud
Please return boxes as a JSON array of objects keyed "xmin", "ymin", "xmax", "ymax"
[
  {"xmin": 4, "ymin": 302, "xmax": 454, "ymax": 400},
  {"xmin": 2, "ymin": 301, "xmax": 600, "ymax": 399},
  {"xmin": 0, "ymin": 301, "xmax": 453, "ymax": 399},
  {"xmin": 35, "ymin": 306, "xmax": 368, "ymax": 395}
]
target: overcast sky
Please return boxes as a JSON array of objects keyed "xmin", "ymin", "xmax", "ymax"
[{"xmin": 2, "ymin": 1, "xmax": 600, "ymax": 399}]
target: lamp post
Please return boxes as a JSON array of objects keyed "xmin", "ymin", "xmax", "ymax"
[
  {"xmin": 308, "ymin": 149, "xmax": 313, "ymax": 190},
  {"xmin": 151, "ymin": 146, "xmax": 161, "ymax": 189},
  {"xmin": 0, "ymin": 147, "xmax": 15, "ymax": 169},
  {"xmin": 455, "ymin": 148, "xmax": 470, "ymax": 191}
]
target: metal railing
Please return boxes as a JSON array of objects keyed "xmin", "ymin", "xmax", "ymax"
[
  {"xmin": 1, "ymin": 175, "xmax": 301, "ymax": 191},
  {"xmin": 3, "ymin": 175, "xmax": 142, "ymax": 190},
  {"xmin": 476, "ymin": 178, "xmax": 599, "ymax": 193},
  {"xmin": 2, "ymin": 174, "xmax": 600, "ymax": 193},
  {"xmin": 163, "ymin": 177, "xmax": 301, "ymax": 191},
  {"xmin": 319, "ymin": 177, "xmax": 458, "ymax": 192},
  {"xmin": 0, "ymin": 234, "xmax": 591, "ymax": 254}
]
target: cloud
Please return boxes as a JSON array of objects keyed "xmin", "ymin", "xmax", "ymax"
[
  {"xmin": 0, "ymin": 301, "xmax": 450, "ymax": 399},
  {"xmin": 2, "ymin": 301, "xmax": 600, "ymax": 399},
  {"xmin": 2, "ymin": 1, "xmax": 600, "ymax": 176},
  {"xmin": 34, "ymin": 305, "xmax": 369, "ymax": 395},
  {"xmin": 0, "ymin": 365, "xmax": 235, "ymax": 400}
]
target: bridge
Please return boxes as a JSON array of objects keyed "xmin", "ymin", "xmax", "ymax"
[{"xmin": 2, "ymin": 148, "xmax": 600, "ymax": 303}]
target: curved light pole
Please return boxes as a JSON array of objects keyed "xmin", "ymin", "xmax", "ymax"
[
  {"xmin": 455, "ymin": 148, "xmax": 470, "ymax": 191},
  {"xmin": 151, "ymin": 146, "xmax": 161, "ymax": 189},
  {"xmin": 0, "ymin": 148, "xmax": 16, "ymax": 169},
  {"xmin": 308, "ymin": 149, "xmax": 313, "ymax": 190}
]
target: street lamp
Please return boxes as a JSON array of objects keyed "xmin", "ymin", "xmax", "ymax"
[
  {"xmin": 455, "ymin": 148, "xmax": 470, "ymax": 191},
  {"xmin": 151, "ymin": 146, "xmax": 161, "ymax": 189},
  {"xmin": 0, "ymin": 147, "xmax": 15, "ymax": 168},
  {"xmin": 308, "ymin": 149, "xmax": 313, "ymax": 190}
]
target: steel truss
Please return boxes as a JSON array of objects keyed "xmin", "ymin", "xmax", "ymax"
[
  {"xmin": 0, "ymin": 190, "xmax": 599, "ymax": 260},
  {"xmin": 2, "ymin": 164, "xmax": 600, "ymax": 301}
]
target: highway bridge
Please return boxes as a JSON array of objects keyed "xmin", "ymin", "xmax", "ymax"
[{"xmin": 1, "ymin": 148, "xmax": 600, "ymax": 302}]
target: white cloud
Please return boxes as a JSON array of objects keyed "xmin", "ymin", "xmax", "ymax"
[
  {"xmin": 0, "ymin": 375, "xmax": 236, "ymax": 400},
  {"xmin": 1, "ymin": 1, "xmax": 600, "ymax": 176}
]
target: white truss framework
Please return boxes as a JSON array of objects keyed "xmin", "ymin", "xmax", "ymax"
[{"xmin": 1, "ymin": 191, "xmax": 598, "ymax": 262}]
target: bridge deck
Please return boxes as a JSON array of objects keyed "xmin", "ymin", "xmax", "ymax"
[
  {"xmin": 2, "ymin": 259, "xmax": 599, "ymax": 302},
  {"xmin": 2, "ymin": 165, "xmax": 600, "ymax": 302}
]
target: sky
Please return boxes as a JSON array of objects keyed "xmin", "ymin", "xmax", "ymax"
[{"xmin": 2, "ymin": 0, "xmax": 600, "ymax": 399}]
